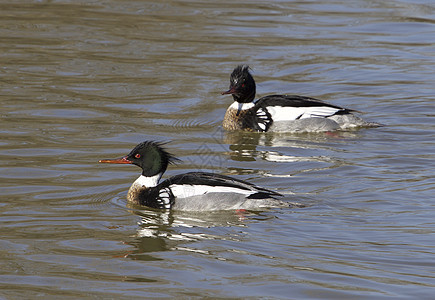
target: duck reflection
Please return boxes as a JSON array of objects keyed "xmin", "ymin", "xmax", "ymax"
[
  {"xmin": 120, "ymin": 207, "xmax": 262, "ymax": 259},
  {"xmin": 222, "ymin": 129, "xmax": 357, "ymax": 164},
  {"xmin": 121, "ymin": 204, "xmax": 307, "ymax": 263}
]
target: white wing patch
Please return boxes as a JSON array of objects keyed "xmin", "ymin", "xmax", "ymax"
[
  {"xmin": 267, "ymin": 106, "xmax": 341, "ymax": 121},
  {"xmin": 156, "ymin": 187, "xmax": 172, "ymax": 209},
  {"xmin": 258, "ymin": 123, "xmax": 266, "ymax": 131},
  {"xmin": 301, "ymin": 106, "xmax": 341, "ymax": 118},
  {"xmin": 169, "ymin": 184, "xmax": 256, "ymax": 199},
  {"xmin": 255, "ymin": 107, "xmax": 272, "ymax": 131}
]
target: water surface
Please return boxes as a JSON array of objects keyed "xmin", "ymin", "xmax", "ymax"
[{"xmin": 1, "ymin": 0, "xmax": 434, "ymax": 298}]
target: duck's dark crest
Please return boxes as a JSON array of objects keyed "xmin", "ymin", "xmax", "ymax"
[
  {"xmin": 232, "ymin": 64, "xmax": 251, "ymax": 78},
  {"xmin": 128, "ymin": 141, "xmax": 181, "ymax": 168}
]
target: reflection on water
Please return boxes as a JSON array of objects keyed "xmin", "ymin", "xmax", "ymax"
[
  {"xmin": 1, "ymin": 0, "xmax": 434, "ymax": 298},
  {"xmin": 123, "ymin": 208, "xmax": 264, "ymax": 261},
  {"xmin": 224, "ymin": 129, "xmax": 356, "ymax": 163},
  {"xmin": 134, "ymin": 209, "xmax": 247, "ymax": 240}
]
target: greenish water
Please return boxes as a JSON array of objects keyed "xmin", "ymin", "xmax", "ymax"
[{"xmin": 1, "ymin": 0, "xmax": 434, "ymax": 298}]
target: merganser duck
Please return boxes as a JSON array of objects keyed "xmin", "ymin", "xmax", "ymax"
[
  {"xmin": 222, "ymin": 65, "xmax": 381, "ymax": 132},
  {"xmin": 99, "ymin": 141, "xmax": 288, "ymax": 211}
]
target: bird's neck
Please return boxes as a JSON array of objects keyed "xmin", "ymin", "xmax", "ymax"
[
  {"xmin": 127, "ymin": 173, "xmax": 162, "ymax": 204},
  {"xmin": 229, "ymin": 101, "xmax": 255, "ymax": 111},
  {"xmin": 135, "ymin": 174, "xmax": 162, "ymax": 187}
]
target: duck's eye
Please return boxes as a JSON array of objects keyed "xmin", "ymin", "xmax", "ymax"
[
  {"xmin": 135, "ymin": 153, "xmax": 141, "ymax": 158},
  {"xmin": 241, "ymin": 83, "xmax": 245, "ymax": 87}
]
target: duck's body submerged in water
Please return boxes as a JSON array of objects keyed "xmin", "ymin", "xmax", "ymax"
[
  {"xmin": 222, "ymin": 65, "xmax": 381, "ymax": 133},
  {"xmin": 99, "ymin": 141, "xmax": 288, "ymax": 211}
]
